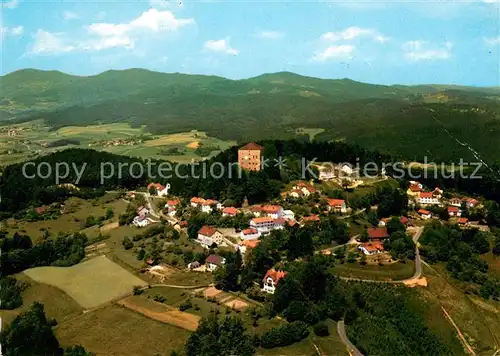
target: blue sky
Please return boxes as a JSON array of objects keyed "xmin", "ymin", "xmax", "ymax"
[{"xmin": 1, "ymin": 0, "xmax": 499, "ymax": 86}]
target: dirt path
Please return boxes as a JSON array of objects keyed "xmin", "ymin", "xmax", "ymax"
[
  {"xmin": 441, "ymin": 306, "xmax": 476, "ymax": 355},
  {"xmin": 117, "ymin": 297, "xmax": 200, "ymax": 331}
]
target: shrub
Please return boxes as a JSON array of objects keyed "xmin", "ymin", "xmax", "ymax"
[
  {"xmin": 260, "ymin": 321, "xmax": 310, "ymax": 348},
  {"xmin": 313, "ymin": 322, "xmax": 330, "ymax": 337},
  {"xmin": 179, "ymin": 299, "xmax": 193, "ymax": 311},
  {"xmin": 133, "ymin": 286, "xmax": 143, "ymax": 295},
  {"xmin": 122, "ymin": 237, "xmax": 133, "ymax": 250}
]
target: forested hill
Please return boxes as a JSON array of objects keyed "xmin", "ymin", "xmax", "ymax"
[{"xmin": 2, "ymin": 69, "xmax": 500, "ymax": 163}]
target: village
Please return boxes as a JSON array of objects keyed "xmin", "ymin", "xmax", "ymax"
[{"xmin": 122, "ymin": 142, "xmax": 488, "ymax": 295}]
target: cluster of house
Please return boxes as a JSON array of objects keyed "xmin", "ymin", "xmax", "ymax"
[
  {"xmin": 357, "ymin": 226, "xmax": 391, "ymax": 255},
  {"xmin": 133, "ymin": 206, "xmax": 151, "ymax": 227},
  {"xmin": 408, "ymin": 181, "xmax": 480, "ymax": 222},
  {"xmin": 284, "ymin": 182, "xmax": 318, "ymax": 199},
  {"xmin": 187, "ymin": 252, "xmax": 287, "ymax": 295}
]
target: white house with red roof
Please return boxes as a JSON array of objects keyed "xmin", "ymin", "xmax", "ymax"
[
  {"xmin": 292, "ymin": 182, "xmax": 317, "ymax": 197},
  {"xmin": 206, "ymin": 255, "xmax": 226, "ymax": 272},
  {"xmin": 418, "ymin": 191, "xmax": 440, "ymax": 205},
  {"xmin": 418, "ymin": 209, "xmax": 432, "ymax": 219},
  {"xmin": 262, "ymin": 269, "xmax": 288, "ymax": 294},
  {"xmin": 222, "ymin": 207, "xmax": 238, "ymax": 217},
  {"xmin": 300, "ymin": 214, "xmax": 321, "ymax": 225},
  {"xmin": 282, "ymin": 209, "xmax": 295, "ymax": 221},
  {"xmin": 165, "ymin": 199, "xmax": 180, "ymax": 217},
  {"xmin": 448, "ymin": 206, "xmax": 462, "ymax": 217},
  {"xmin": 197, "ymin": 225, "xmax": 224, "ymax": 248},
  {"xmin": 133, "ymin": 215, "xmax": 150, "ymax": 227},
  {"xmin": 137, "ymin": 206, "xmax": 150, "ymax": 217},
  {"xmin": 190, "ymin": 197, "xmax": 222, "ymax": 214},
  {"xmin": 327, "ymin": 199, "xmax": 347, "ymax": 213},
  {"xmin": 238, "ymin": 239, "xmax": 261, "ymax": 256},
  {"xmin": 449, "ymin": 198, "xmax": 462, "ymax": 207},
  {"xmin": 358, "ymin": 241, "xmax": 385, "ymax": 255},
  {"xmin": 240, "ymin": 228, "xmax": 261, "ymax": 240},
  {"xmin": 147, "ymin": 182, "xmax": 170, "ymax": 197},
  {"xmin": 464, "ymin": 198, "xmax": 479, "ymax": 209},
  {"xmin": 250, "ymin": 217, "xmax": 285, "ymax": 234},
  {"xmin": 407, "ymin": 181, "xmax": 423, "ymax": 197},
  {"xmin": 260, "ymin": 205, "xmax": 283, "ymax": 219}
]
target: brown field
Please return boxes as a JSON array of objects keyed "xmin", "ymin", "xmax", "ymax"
[
  {"xmin": 144, "ymin": 131, "xmax": 207, "ymax": 147},
  {"xmin": 118, "ymin": 295, "xmax": 200, "ymax": 331},
  {"xmin": 186, "ymin": 141, "xmax": 200, "ymax": 148},
  {"xmin": 55, "ymin": 304, "xmax": 189, "ymax": 356},
  {"xmin": 203, "ymin": 286, "xmax": 222, "ymax": 298}
]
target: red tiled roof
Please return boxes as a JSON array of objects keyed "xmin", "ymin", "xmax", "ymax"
[
  {"xmin": 448, "ymin": 206, "xmax": 460, "ymax": 212},
  {"xmin": 367, "ymin": 227, "xmax": 389, "ymax": 240},
  {"xmin": 167, "ymin": 200, "xmax": 180, "ymax": 206},
  {"xmin": 273, "ymin": 218, "xmax": 286, "ymax": 225},
  {"xmin": 239, "ymin": 142, "xmax": 264, "ymax": 151},
  {"xmin": 198, "ymin": 225, "xmax": 217, "ymax": 237},
  {"xmin": 206, "ymin": 254, "xmax": 224, "ymax": 266},
  {"xmin": 327, "ymin": 199, "xmax": 345, "ymax": 207},
  {"xmin": 179, "ymin": 221, "xmax": 188, "ymax": 227},
  {"xmin": 301, "ymin": 214, "xmax": 320, "ymax": 223},
  {"xmin": 240, "ymin": 239, "xmax": 260, "ymax": 248},
  {"xmin": 251, "ymin": 206, "xmax": 263, "ymax": 212},
  {"xmin": 418, "ymin": 209, "xmax": 431, "ymax": 215},
  {"xmin": 419, "ymin": 192, "xmax": 434, "ymax": 199},
  {"xmin": 148, "ymin": 182, "xmax": 165, "ymax": 191},
  {"xmin": 223, "ymin": 207, "xmax": 238, "ymax": 215},
  {"xmin": 251, "ymin": 217, "xmax": 275, "ymax": 224},
  {"xmin": 409, "ymin": 183, "xmax": 423, "ymax": 192},
  {"xmin": 400, "ymin": 216, "xmax": 409, "ymax": 225},
  {"xmin": 263, "ymin": 269, "xmax": 288, "ymax": 284},
  {"xmin": 35, "ymin": 206, "xmax": 47, "ymax": 214},
  {"xmin": 203, "ymin": 199, "xmax": 219, "ymax": 206},
  {"xmin": 360, "ymin": 241, "xmax": 385, "ymax": 252},
  {"xmin": 242, "ymin": 228, "xmax": 259, "ymax": 235},
  {"xmin": 191, "ymin": 197, "xmax": 205, "ymax": 204},
  {"xmin": 458, "ymin": 218, "xmax": 469, "ymax": 224},
  {"xmin": 288, "ymin": 220, "xmax": 297, "ymax": 227},
  {"xmin": 261, "ymin": 205, "xmax": 282, "ymax": 213}
]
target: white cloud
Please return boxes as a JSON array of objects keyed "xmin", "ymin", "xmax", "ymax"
[
  {"xmin": 402, "ymin": 40, "xmax": 452, "ymax": 61},
  {"xmin": 203, "ymin": 38, "xmax": 239, "ymax": 55},
  {"xmin": 2, "ymin": 0, "xmax": 19, "ymax": 9},
  {"xmin": 30, "ymin": 30, "xmax": 76, "ymax": 55},
  {"xmin": 254, "ymin": 30, "xmax": 284, "ymax": 40},
  {"xmin": 63, "ymin": 11, "xmax": 79, "ymax": 20},
  {"xmin": 320, "ymin": 26, "xmax": 389, "ymax": 43},
  {"xmin": 1, "ymin": 25, "xmax": 23, "ymax": 40},
  {"xmin": 483, "ymin": 0, "xmax": 499, "ymax": 3},
  {"xmin": 484, "ymin": 36, "xmax": 500, "ymax": 45},
  {"xmin": 312, "ymin": 45, "xmax": 355, "ymax": 62},
  {"xmin": 29, "ymin": 9, "xmax": 194, "ymax": 55},
  {"xmin": 150, "ymin": 0, "xmax": 184, "ymax": 9},
  {"xmin": 88, "ymin": 8, "xmax": 193, "ymax": 37}
]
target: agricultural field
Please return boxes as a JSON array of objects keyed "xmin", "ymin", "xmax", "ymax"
[
  {"xmin": 55, "ymin": 304, "xmax": 190, "ymax": 356},
  {"xmin": 23, "ymin": 256, "xmax": 148, "ymax": 309},
  {"xmin": 2, "ymin": 193, "xmax": 127, "ymax": 242},
  {"xmin": 0, "ymin": 121, "xmax": 236, "ymax": 165}
]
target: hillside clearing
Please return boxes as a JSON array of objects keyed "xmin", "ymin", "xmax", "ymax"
[{"xmin": 23, "ymin": 256, "xmax": 147, "ymax": 309}]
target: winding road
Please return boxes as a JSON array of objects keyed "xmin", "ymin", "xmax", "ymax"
[{"xmin": 337, "ymin": 321, "xmax": 364, "ymax": 356}]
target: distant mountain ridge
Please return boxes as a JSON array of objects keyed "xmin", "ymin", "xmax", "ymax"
[{"xmin": 1, "ymin": 68, "xmax": 500, "ymax": 163}]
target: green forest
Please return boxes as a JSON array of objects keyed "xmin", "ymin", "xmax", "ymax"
[{"xmin": 2, "ymin": 69, "xmax": 500, "ymax": 163}]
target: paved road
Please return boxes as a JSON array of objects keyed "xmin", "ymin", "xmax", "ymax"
[{"xmin": 337, "ymin": 321, "xmax": 364, "ymax": 356}]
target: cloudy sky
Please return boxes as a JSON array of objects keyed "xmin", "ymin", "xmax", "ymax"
[{"xmin": 1, "ymin": 0, "xmax": 499, "ymax": 86}]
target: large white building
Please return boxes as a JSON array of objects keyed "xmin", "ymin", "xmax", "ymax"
[
  {"xmin": 249, "ymin": 217, "xmax": 286, "ymax": 234},
  {"xmin": 418, "ymin": 192, "xmax": 440, "ymax": 205}
]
